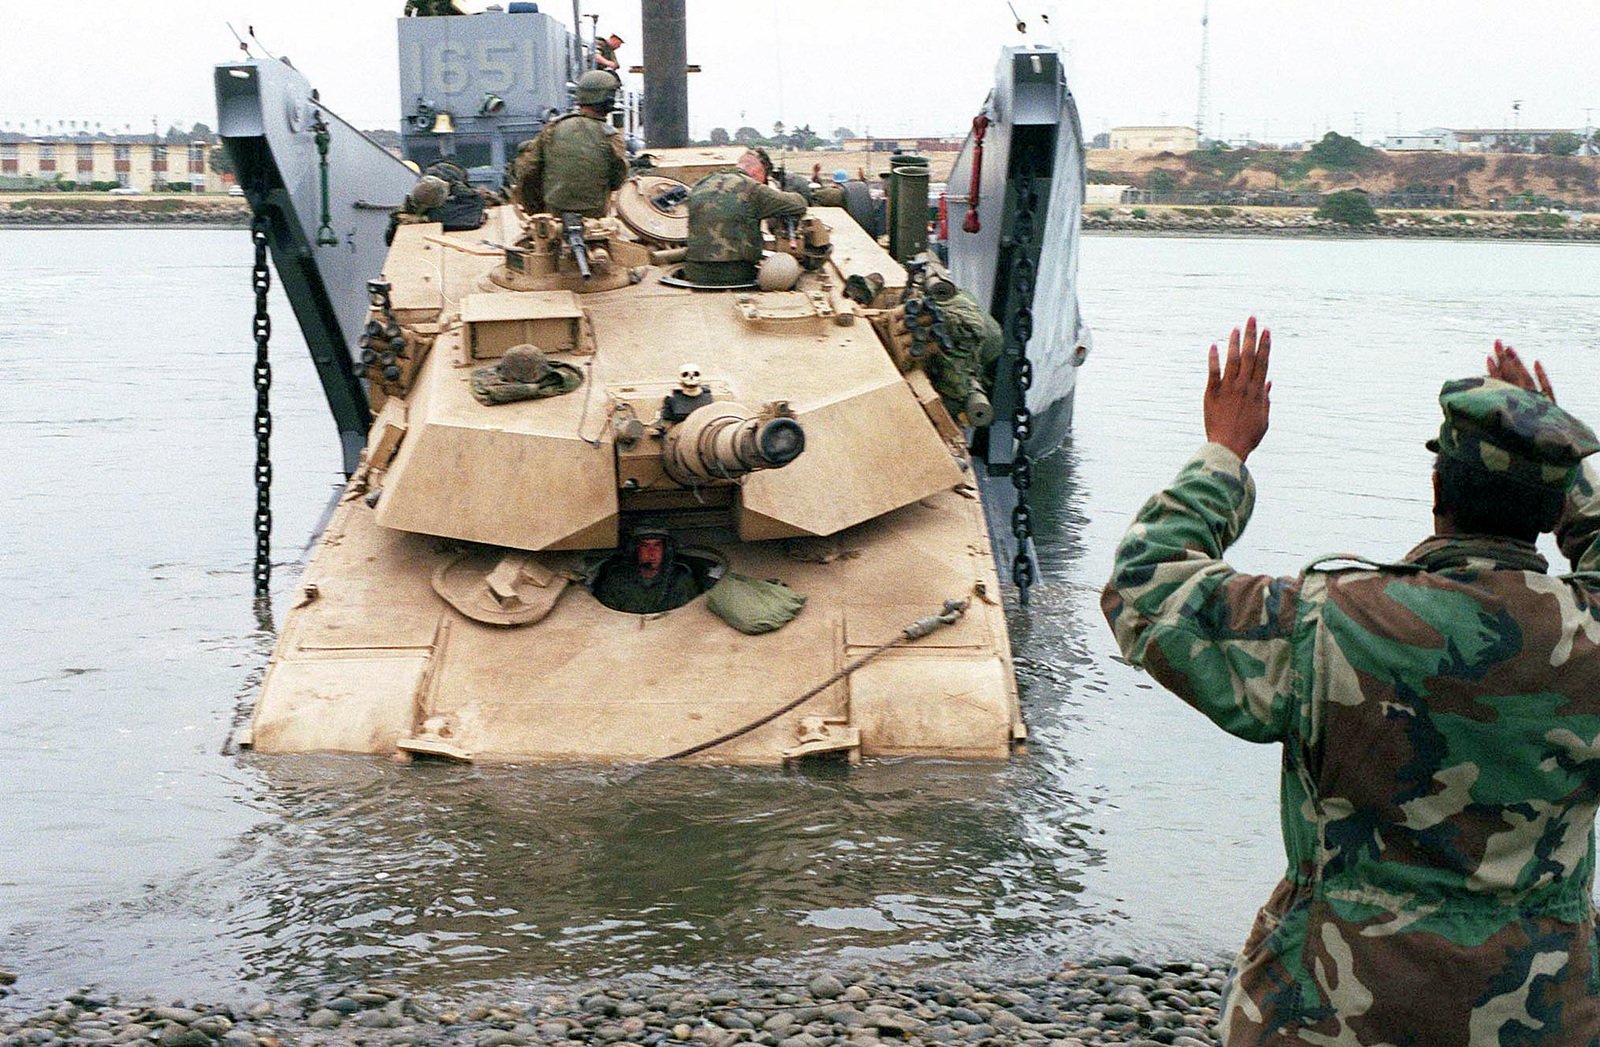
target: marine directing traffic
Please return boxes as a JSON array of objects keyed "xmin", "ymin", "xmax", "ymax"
[{"xmin": 1102, "ymin": 323, "xmax": 1600, "ymax": 1046}]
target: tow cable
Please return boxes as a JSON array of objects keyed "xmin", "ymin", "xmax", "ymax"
[
  {"xmin": 654, "ymin": 598, "xmax": 971, "ymax": 763},
  {"xmin": 251, "ymin": 212, "xmax": 274, "ymax": 600}
]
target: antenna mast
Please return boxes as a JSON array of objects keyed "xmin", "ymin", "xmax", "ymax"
[{"xmin": 1195, "ymin": 0, "xmax": 1211, "ymax": 141}]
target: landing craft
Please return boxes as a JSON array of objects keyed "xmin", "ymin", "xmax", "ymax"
[{"xmin": 215, "ymin": 3, "xmax": 1090, "ymax": 763}]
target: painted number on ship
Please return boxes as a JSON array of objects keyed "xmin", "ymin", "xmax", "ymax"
[{"xmin": 406, "ymin": 39, "xmax": 539, "ymax": 98}]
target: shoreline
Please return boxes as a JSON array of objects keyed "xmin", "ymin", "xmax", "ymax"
[
  {"xmin": 4, "ymin": 201, "xmax": 1598, "ymax": 244},
  {"xmin": 0, "ymin": 960, "xmax": 1232, "ymax": 1047},
  {"xmin": 1081, "ymin": 225, "xmax": 1600, "ymax": 243}
]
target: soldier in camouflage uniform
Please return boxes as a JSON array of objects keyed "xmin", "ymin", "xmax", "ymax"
[
  {"xmin": 925, "ymin": 289, "xmax": 1002, "ymax": 422},
  {"xmin": 684, "ymin": 150, "xmax": 808, "ymax": 286},
  {"xmin": 1102, "ymin": 323, "xmax": 1600, "ymax": 1046},
  {"xmin": 511, "ymin": 71, "xmax": 627, "ymax": 218}
]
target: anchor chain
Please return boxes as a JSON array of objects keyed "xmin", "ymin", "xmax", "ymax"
[
  {"xmin": 1004, "ymin": 176, "xmax": 1040, "ymax": 604},
  {"xmin": 251, "ymin": 213, "xmax": 274, "ymax": 598},
  {"xmin": 312, "ymin": 112, "xmax": 338, "ymax": 247}
]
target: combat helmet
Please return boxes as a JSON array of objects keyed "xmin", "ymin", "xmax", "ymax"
[{"xmin": 575, "ymin": 70, "xmax": 619, "ymax": 108}]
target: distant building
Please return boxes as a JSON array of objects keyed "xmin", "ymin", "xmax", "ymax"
[
  {"xmin": 1382, "ymin": 127, "xmax": 1459, "ymax": 151},
  {"xmin": 841, "ymin": 136, "xmax": 964, "ymax": 154},
  {"xmin": 1085, "ymin": 184, "xmax": 1134, "ymax": 205},
  {"xmin": 1451, "ymin": 127, "xmax": 1583, "ymax": 153},
  {"xmin": 1380, "ymin": 126, "xmax": 1592, "ymax": 154},
  {"xmin": 0, "ymin": 133, "xmax": 228, "ymax": 192},
  {"xmin": 1108, "ymin": 126, "xmax": 1199, "ymax": 152}
]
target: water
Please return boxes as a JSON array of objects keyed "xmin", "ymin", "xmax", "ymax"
[{"xmin": 1, "ymin": 230, "xmax": 1595, "ymax": 1005}]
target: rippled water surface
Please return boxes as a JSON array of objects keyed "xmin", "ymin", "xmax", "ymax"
[{"xmin": 1, "ymin": 230, "xmax": 1596, "ymax": 1005}]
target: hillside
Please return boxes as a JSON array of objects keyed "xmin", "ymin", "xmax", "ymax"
[{"xmin": 1088, "ymin": 146, "xmax": 1600, "ymax": 210}]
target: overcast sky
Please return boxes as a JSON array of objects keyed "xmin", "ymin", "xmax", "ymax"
[{"xmin": 1, "ymin": 1, "xmax": 1596, "ymax": 143}]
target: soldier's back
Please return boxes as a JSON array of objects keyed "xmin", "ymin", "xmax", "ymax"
[
  {"xmin": 540, "ymin": 113, "xmax": 623, "ymax": 217},
  {"xmin": 1224, "ymin": 550, "xmax": 1600, "ymax": 1045}
]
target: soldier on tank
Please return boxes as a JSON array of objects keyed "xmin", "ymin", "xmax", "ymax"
[
  {"xmin": 591, "ymin": 523, "xmax": 702, "ymax": 615},
  {"xmin": 925, "ymin": 289, "xmax": 1002, "ymax": 422},
  {"xmin": 684, "ymin": 150, "xmax": 807, "ymax": 286},
  {"xmin": 510, "ymin": 71, "xmax": 628, "ymax": 218},
  {"xmin": 1102, "ymin": 325, "xmax": 1600, "ymax": 1046}
]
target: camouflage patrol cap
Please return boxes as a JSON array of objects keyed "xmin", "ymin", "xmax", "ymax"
[{"xmin": 1426, "ymin": 376, "xmax": 1599, "ymax": 490}]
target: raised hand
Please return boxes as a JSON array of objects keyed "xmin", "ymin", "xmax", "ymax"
[
  {"xmin": 1204, "ymin": 316, "xmax": 1272, "ymax": 462},
  {"xmin": 1486, "ymin": 339, "xmax": 1555, "ymax": 402}
]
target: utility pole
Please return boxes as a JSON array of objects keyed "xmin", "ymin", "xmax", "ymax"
[
  {"xmin": 641, "ymin": 0, "xmax": 688, "ymax": 147},
  {"xmin": 1194, "ymin": 0, "xmax": 1211, "ymax": 140}
]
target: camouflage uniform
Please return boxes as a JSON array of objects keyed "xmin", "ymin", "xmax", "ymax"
[
  {"xmin": 926, "ymin": 290, "xmax": 1002, "ymax": 419},
  {"xmin": 512, "ymin": 112, "xmax": 627, "ymax": 218},
  {"xmin": 1102, "ymin": 378, "xmax": 1600, "ymax": 1046},
  {"xmin": 684, "ymin": 171, "xmax": 807, "ymax": 286}
]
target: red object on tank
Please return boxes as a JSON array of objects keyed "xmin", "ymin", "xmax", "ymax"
[
  {"xmin": 962, "ymin": 113, "xmax": 990, "ymax": 234},
  {"xmin": 937, "ymin": 193, "xmax": 949, "ymax": 242}
]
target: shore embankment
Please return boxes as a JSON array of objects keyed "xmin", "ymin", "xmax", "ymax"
[
  {"xmin": 1083, "ymin": 206, "xmax": 1600, "ymax": 241},
  {"xmin": 0, "ymin": 195, "xmax": 249, "ymax": 228},
  {"xmin": 0, "ymin": 961, "xmax": 1234, "ymax": 1047}
]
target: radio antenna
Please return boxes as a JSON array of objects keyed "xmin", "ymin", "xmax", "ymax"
[
  {"xmin": 247, "ymin": 25, "xmax": 279, "ymax": 62},
  {"xmin": 226, "ymin": 22, "xmax": 252, "ymax": 58}
]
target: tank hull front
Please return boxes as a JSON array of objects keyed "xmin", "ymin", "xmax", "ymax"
[{"xmin": 249, "ymin": 485, "xmax": 1021, "ymax": 764}]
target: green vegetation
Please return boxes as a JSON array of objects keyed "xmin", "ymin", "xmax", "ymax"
[
  {"xmin": 1546, "ymin": 132, "xmax": 1582, "ymax": 157},
  {"xmin": 1316, "ymin": 190, "xmax": 1379, "ymax": 225},
  {"xmin": 1445, "ymin": 213, "xmax": 1473, "ymax": 223},
  {"xmin": 1210, "ymin": 206, "xmax": 1236, "ymax": 218},
  {"xmin": 1090, "ymin": 208, "xmax": 1112, "ymax": 219},
  {"xmin": 1146, "ymin": 169, "xmax": 1177, "ymax": 193},
  {"xmin": 1512, "ymin": 212, "xmax": 1569, "ymax": 228},
  {"xmin": 1303, "ymin": 132, "xmax": 1376, "ymax": 172},
  {"xmin": 1130, "ymin": 207, "xmax": 1148, "ymax": 219}
]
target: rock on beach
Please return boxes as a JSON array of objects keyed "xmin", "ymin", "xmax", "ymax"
[{"xmin": 0, "ymin": 961, "xmax": 1232, "ymax": 1047}]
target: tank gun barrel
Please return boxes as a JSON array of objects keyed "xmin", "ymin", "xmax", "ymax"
[{"xmin": 662, "ymin": 402, "xmax": 806, "ymax": 485}]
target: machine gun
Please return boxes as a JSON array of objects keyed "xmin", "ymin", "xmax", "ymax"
[{"xmin": 561, "ymin": 211, "xmax": 592, "ymax": 280}]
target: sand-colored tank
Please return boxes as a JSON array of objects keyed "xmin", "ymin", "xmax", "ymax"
[{"xmin": 240, "ymin": 186, "xmax": 1025, "ymax": 765}]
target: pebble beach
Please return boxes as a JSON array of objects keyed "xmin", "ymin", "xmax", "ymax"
[{"xmin": 0, "ymin": 962, "xmax": 1233, "ymax": 1047}]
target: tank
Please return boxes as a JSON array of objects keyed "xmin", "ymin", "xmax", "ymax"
[{"xmin": 218, "ymin": 14, "xmax": 1088, "ymax": 765}]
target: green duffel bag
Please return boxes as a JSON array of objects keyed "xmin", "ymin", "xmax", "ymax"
[{"xmin": 705, "ymin": 572, "xmax": 806, "ymax": 634}]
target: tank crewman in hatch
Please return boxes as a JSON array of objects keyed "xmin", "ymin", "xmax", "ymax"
[
  {"xmin": 1102, "ymin": 326, "xmax": 1600, "ymax": 1045},
  {"xmin": 510, "ymin": 71, "xmax": 628, "ymax": 218},
  {"xmin": 591, "ymin": 523, "xmax": 702, "ymax": 615},
  {"xmin": 684, "ymin": 150, "xmax": 808, "ymax": 286}
]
